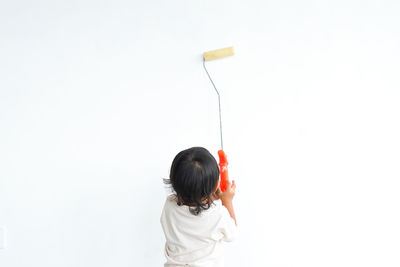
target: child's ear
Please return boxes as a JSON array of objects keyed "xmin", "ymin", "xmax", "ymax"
[{"xmin": 215, "ymin": 179, "xmax": 220, "ymax": 192}]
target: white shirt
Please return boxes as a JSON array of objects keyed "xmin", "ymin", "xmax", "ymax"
[{"xmin": 160, "ymin": 195, "xmax": 237, "ymax": 267}]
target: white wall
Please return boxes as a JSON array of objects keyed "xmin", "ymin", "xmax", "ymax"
[{"xmin": 1, "ymin": 1, "xmax": 399, "ymax": 266}]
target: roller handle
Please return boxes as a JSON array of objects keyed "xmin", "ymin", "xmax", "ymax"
[{"xmin": 218, "ymin": 150, "xmax": 229, "ymax": 192}]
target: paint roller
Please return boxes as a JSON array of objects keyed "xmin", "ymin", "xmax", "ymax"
[{"xmin": 202, "ymin": 46, "xmax": 234, "ymax": 192}]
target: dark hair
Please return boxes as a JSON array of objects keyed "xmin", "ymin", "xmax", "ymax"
[{"xmin": 165, "ymin": 147, "xmax": 220, "ymax": 215}]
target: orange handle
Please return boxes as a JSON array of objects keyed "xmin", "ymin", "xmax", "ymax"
[{"xmin": 218, "ymin": 150, "xmax": 229, "ymax": 192}]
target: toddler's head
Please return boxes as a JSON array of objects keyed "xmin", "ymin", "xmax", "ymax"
[{"xmin": 167, "ymin": 147, "xmax": 220, "ymax": 215}]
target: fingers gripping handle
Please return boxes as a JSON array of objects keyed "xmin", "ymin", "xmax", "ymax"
[{"xmin": 218, "ymin": 150, "xmax": 229, "ymax": 192}]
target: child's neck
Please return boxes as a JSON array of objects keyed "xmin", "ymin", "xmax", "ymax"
[{"xmin": 181, "ymin": 192, "xmax": 219, "ymax": 206}]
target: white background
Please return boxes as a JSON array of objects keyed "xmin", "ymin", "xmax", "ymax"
[{"xmin": 1, "ymin": 0, "xmax": 399, "ymax": 266}]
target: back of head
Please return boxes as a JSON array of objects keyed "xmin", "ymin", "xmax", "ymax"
[{"xmin": 168, "ymin": 147, "xmax": 219, "ymax": 215}]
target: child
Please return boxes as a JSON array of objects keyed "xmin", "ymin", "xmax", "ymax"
[{"xmin": 161, "ymin": 147, "xmax": 237, "ymax": 267}]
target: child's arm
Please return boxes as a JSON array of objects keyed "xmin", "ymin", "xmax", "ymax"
[{"xmin": 219, "ymin": 180, "xmax": 237, "ymax": 225}]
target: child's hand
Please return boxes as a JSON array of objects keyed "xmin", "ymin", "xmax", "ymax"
[{"xmin": 218, "ymin": 180, "xmax": 236, "ymax": 204}]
